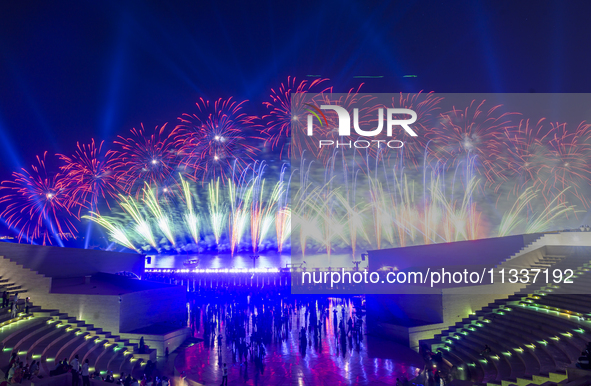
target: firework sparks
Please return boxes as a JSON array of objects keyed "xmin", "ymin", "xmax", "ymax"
[
  {"xmin": 432, "ymin": 100, "xmax": 518, "ymax": 183},
  {"xmin": 83, "ymin": 212, "xmax": 138, "ymax": 251},
  {"xmin": 261, "ymin": 76, "xmax": 330, "ymax": 159},
  {"xmin": 0, "ymin": 153, "xmax": 77, "ymax": 244},
  {"xmin": 542, "ymin": 122, "xmax": 591, "ymax": 209},
  {"xmin": 180, "ymin": 176, "xmax": 200, "ymax": 245},
  {"xmin": 208, "ymin": 178, "xmax": 227, "ymax": 246},
  {"xmin": 58, "ymin": 139, "xmax": 120, "ymax": 215},
  {"xmin": 228, "ymin": 178, "xmax": 252, "ymax": 255},
  {"xmin": 118, "ymin": 194, "xmax": 156, "ymax": 248},
  {"xmin": 109, "ymin": 123, "xmax": 179, "ymax": 195},
  {"xmin": 144, "ymin": 185, "xmax": 176, "ymax": 246},
  {"xmin": 176, "ymin": 98, "xmax": 259, "ymax": 182},
  {"xmin": 492, "ymin": 118, "xmax": 551, "ymax": 197},
  {"xmin": 250, "ymin": 178, "xmax": 282, "ymax": 254},
  {"xmin": 388, "ymin": 92, "xmax": 443, "ymax": 169}
]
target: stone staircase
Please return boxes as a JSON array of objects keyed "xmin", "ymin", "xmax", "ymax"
[
  {"xmin": 421, "ymin": 251, "xmax": 591, "ymax": 386},
  {"xmin": 0, "ymin": 276, "xmax": 154, "ymax": 381}
]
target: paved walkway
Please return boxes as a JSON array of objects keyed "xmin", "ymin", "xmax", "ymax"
[{"xmin": 174, "ymin": 302, "xmax": 424, "ymax": 385}]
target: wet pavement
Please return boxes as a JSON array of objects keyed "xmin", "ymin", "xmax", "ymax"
[{"xmin": 174, "ymin": 301, "xmax": 424, "ymax": 385}]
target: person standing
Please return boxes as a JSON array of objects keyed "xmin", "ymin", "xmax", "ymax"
[
  {"xmin": 71, "ymin": 355, "xmax": 80, "ymax": 386},
  {"xmin": 81, "ymin": 359, "xmax": 90, "ymax": 386},
  {"xmin": 332, "ymin": 308, "xmax": 338, "ymax": 334},
  {"xmin": 220, "ymin": 363, "xmax": 228, "ymax": 386}
]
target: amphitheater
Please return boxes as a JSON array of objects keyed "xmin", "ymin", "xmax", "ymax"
[{"xmin": 1, "ymin": 231, "xmax": 591, "ymax": 385}]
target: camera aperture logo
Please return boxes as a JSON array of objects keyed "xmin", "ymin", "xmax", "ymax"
[{"xmin": 303, "ymin": 103, "xmax": 418, "ymax": 150}]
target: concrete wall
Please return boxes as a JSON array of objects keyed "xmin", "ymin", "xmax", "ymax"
[
  {"xmin": 366, "ymin": 294, "xmax": 443, "ymax": 326},
  {"xmin": 368, "ymin": 234, "xmax": 532, "ymax": 271},
  {"xmin": 0, "ymin": 254, "xmax": 185, "ymax": 338},
  {"xmin": 406, "ymin": 292, "xmax": 505, "ymax": 350},
  {"xmin": 0, "ymin": 243, "xmax": 144, "ymax": 278},
  {"xmin": 120, "ymin": 327, "xmax": 190, "ymax": 357},
  {"xmin": 0, "ymin": 255, "xmax": 52, "ymax": 294},
  {"xmin": 36, "ymin": 292, "xmax": 122, "ymax": 334},
  {"xmin": 119, "ymin": 286, "xmax": 187, "ymax": 333}
]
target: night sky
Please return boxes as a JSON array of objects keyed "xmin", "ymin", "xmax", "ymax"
[{"xmin": 1, "ymin": 1, "xmax": 590, "ymax": 240}]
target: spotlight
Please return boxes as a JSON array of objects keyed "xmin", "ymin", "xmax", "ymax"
[{"xmin": 151, "ymin": 159, "xmax": 158, "ymax": 165}]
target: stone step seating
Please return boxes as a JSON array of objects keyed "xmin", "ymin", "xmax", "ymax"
[
  {"xmin": 494, "ymin": 257, "xmax": 567, "ymax": 295},
  {"xmin": 0, "ymin": 274, "xmax": 32, "ymax": 295},
  {"xmin": 0, "ymin": 303, "xmax": 151, "ymax": 381},
  {"xmin": 499, "ymin": 307, "xmax": 588, "ymax": 362},
  {"xmin": 0, "ymin": 273, "xmax": 154, "ymax": 380},
  {"xmin": 422, "ymin": 251, "xmax": 591, "ymax": 386},
  {"xmin": 425, "ymin": 292, "xmax": 591, "ymax": 385},
  {"xmin": 517, "ymin": 260, "xmax": 591, "ymax": 318},
  {"xmin": 490, "ymin": 312, "xmax": 576, "ymax": 365},
  {"xmin": 485, "ymin": 369, "xmax": 567, "ymax": 386}
]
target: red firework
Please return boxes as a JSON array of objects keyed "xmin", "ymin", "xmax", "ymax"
[
  {"xmin": 175, "ymin": 97, "xmax": 259, "ymax": 182},
  {"xmin": 492, "ymin": 118, "xmax": 552, "ymax": 197},
  {"xmin": 58, "ymin": 139, "xmax": 120, "ymax": 215},
  {"xmin": 109, "ymin": 123, "xmax": 179, "ymax": 195},
  {"xmin": 431, "ymin": 100, "xmax": 519, "ymax": 182},
  {"xmin": 541, "ymin": 121, "xmax": 591, "ymax": 209},
  {"xmin": 0, "ymin": 152, "xmax": 77, "ymax": 245},
  {"xmin": 388, "ymin": 92, "xmax": 443, "ymax": 169},
  {"xmin": 261, "ymin": 76, "xmax": 330, "ymax": 159},
  {"xmin": 312, "ymin": 84, "xmax": 378, "ymax": 167}
]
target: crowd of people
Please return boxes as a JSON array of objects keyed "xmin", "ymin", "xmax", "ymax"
[
  {"xmin": 184, "ymin": 284, "xmax": 366, "ymax": 384},
  {"xmin": 45, "ymin": 355, "xmax": 168, "ymax": 386},
  {"xmin": 4, "ymin": 353, "xmax": 39, "ymax": 384}
]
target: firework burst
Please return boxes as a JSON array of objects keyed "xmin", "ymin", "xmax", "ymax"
[
  {"xmin": 388, "ymin": 91, "xmax": 443, "ymax": 169},
  {"xmin": 176, "ymin": 97, "xmax": 259, "ymax": 182},
  {"xmin": 431, "ymin": 100, "xmax": 518, "ymax": 183},
  {"xmin": 542, "ymin": 121, "xmax": 591, "ymax": 209},
  {"xmin": 0, "ymin": 153, "xmax": 77, "ymax": 244},
  {"xmin": 313, "ymin": 85, "xmax": 378, "ymax": 166},
  {"xmin": 261, "ymin": 76, "xmax": 330, "ymax": 159},
  {"xmin": 58, "ymin": 139, "xmax": 120, "ymax": 215},
  {"xmin": 491, "ymin": 118, "xmax": 551, "ymax": 197},
  {"xmin": 109, "ymin": 123, "xmax": 179, "ymax": 195}
]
